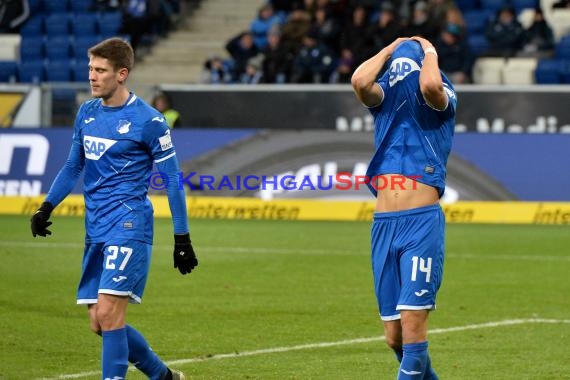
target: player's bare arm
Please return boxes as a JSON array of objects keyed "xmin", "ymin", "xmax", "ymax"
[
  {"xmin": 411, "ymin": 36, "xmax": 448, "ymax": 111},
  {"xmin": 351, "ymin": 37, "xmax": 409, "ymax": 107}
]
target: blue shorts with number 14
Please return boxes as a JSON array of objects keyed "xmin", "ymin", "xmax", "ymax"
[{"xmin": 371, "ymin": 203, "xmax": 445, "ymax": 321}]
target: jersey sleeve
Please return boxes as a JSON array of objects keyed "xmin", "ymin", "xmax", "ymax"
[
  {"xmin": 142, "ymin": 118, "xmax": 175, "ymax": 164},
  {"xmin": 45, "ymin": 105, "xmax": 86, "ymax": 207},
  {"xmin": 142, "ymin": 118, "xmax": 189, "ymax": 234}
]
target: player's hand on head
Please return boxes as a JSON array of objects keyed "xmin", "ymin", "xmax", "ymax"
[
  {"xmin": 173, "ymin": 233, "xmax": 198, "ymax": 275},
  {"xmin": 410, "ymin": 36, "xmax": 433, "ymax": 50},
  {"xmin": 30, "ymin": 202, "xmax": 54, "ymax": 237}
]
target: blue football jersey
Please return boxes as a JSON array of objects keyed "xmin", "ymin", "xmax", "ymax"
[
  {"xmin": 72, "ymin": 93, "xmax": 175, "ymax": 244},
  {"xmin": 365, "ymin": 43, "xmax": 457, "ymax": 197}
]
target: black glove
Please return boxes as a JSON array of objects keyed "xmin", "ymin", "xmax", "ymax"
[
  {"xmin": 31, "ymin": 201, "xmax": 54, "ymax": 237},
  {"xmin": 173, "ymin": 233, "xmax": 198, "ymax": 275}
]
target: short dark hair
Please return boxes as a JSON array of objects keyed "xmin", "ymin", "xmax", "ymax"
[{"xmin": 88, "ymin": 38, "xmax": 134, "ymax": 72}]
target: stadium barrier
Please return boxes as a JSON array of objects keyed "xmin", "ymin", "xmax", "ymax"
[{"xmin": 4, "ymin": 195, "xmax": 570, "ymax": 224}]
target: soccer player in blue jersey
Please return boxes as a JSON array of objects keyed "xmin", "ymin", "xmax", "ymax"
[
  {"xmin": 351, "ymin": 36, "xmax": 456, "ymax": 379},
  {"xmin": 30, "ymin": 38, "xmax": 196, "ymax": 380}
]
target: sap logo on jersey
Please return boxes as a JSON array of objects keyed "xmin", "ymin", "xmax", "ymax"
[
  {"xmin": 388, "ymin": 58, "xmax": 420, "ymax": 87},
  {"xmin": 84, "ymin": 135, "xmax": 117, "ymax": 160}
]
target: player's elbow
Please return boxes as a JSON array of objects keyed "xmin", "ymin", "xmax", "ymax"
[
  {"xmin": 351, "ymin": 72, "xmax": 369, "ymax": 93},
  {"xmin": 421, "ymin": 80, "xmax": 446, "ymax": 110}
]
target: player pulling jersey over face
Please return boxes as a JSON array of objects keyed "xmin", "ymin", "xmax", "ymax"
[{"xmin": 352, "ymin": 37, "xmax": 457, "ymax": 380}]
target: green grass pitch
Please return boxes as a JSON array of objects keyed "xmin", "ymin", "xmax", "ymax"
[{"xmin": 1, "ymin": 215, "xmax": 569, "ymax": 379}]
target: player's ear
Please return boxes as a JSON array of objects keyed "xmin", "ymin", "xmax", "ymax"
[{"xmin": 117, "ymin": 67, "xmax": 129, "ymax": 83}]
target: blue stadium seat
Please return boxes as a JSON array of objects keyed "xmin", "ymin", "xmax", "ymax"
[
  {"xmin": 464, "ymin": 10, "xmax": 493, "ymax": 35},
  {"xmin": 512, "ymin": 0, "xmax": 538, "ymax": 13},
  {"xmin": 43, "ymin": 0, "xmax": 68, "ymax": 13},
  {"xmin": 70, "ymin": 0, "xmax": 94, "ymax": 13},
  {"xmin": 480, "ymin": 0, "xmax": 507, "ymax": 13},
  {"xmin": 28, "ymin": 0, "xmax": 43, "ymax": 14},
  {"xmin": 456, "ymin": 0, "xmax": 481, "ymax": 11},
  {"xmin": 555, "ymin": 36, "xmax": 570, "ymax": 59},
  {"xmin": 98, "ymin": 11, "xmax": 123, "ymax": 36},
  {"xmin": 0, "ymin": 61, "xmax": 18, "ymax": 82},
  {"xmin": 20, "ymin": 37, "xmax": 45, "ymax": 61},
  {"xmin": 535, "ymin": 59, "xmax": 563, "ymax": 84},
  {"xmin": 72, "ymin": 13, "xmax": 98, "ymax": 36},
  {"xmin": 45, "ymin": 60, "xmax": 72, "ymax": 82},
  {"xmin": 45, "ymin": 13, "xmax": 70, "ymax": 37},
  {"xmin": 73, "ymin": 36, "xmax": 100, "ymax": 59},
  {"xmin": 73, "ymin": 60, "xmax": 90, "ymax": 82},
  {"xmin": 45, "ymin": 37, "xmax": 71, "ymax": 61},
  {"xmin": 561, "ymin": 60, "xmax": 570, "ymax": 83},
  {"xmin": 468, "ymin": 34, "xmax": 490, "ymax": 57},
  {"xmin": 20, "ymin": 16, "xmax": 44, "ymax": 37},
  {"xmin": 18, "ymin": 60, "xmax": 45, "ymax": 83}
]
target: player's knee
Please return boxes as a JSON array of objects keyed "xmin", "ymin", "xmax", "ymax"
[
  {"xmin": 385, "ymin": 336, "xmax": 402, "ymax": 351},
  {"xmin": 95, "ymin": 304, "xmax": 115, "ymax": 328}
]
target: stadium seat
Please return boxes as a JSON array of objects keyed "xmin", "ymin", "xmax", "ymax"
[
  {"xmin": 456, "ymin": 0, "xmax": 480, "ymax": 12},
  {"xmin": 0, "ymin": 34, "xmax": 21, "ymax": 61},
  {"xmin": 512, "ymin": 0, "xmax": 539, "ymax": 13},
  {"xmin": 43, "ymin": 0, "xmax": 68, "ymax": 13},
  {"xmin": 502, "ymin": 57, "xmax": 538, "ymax": 84},
  {"xmin": 548, "ymin": 9, "xmax": 570, "ymax": 41},
  {"xmin": 45, "ymin": 60, "xmax": 71, "ymax": 82},
  {"xmin": 0, "ymin": 61, "xmax": 18, "ymax": 82},
  {"xmin": 45, "ymin": 13, "xmax": 70, "ymax": 37},
  {"xmin": 73, "ymin": 36, "xmax": 100, "ymax": 60},
  {"xmin": 20, "ymin": 37, "xmax": 44, "ymax": 61},
  {"xmin": 534, "ymin": 59, "xmax": 563, "ymax": 84},
  {"xmin": 73, "ymin": 60, "xmax": 90, "ymax": 82},
  {"xmin": 98, "ymin": 11, "xmax": 123, "ymax": 37},
  {"xmin": 473, "ymin": 57, "xmax": 506, "ymax": 84},
  {"xmin": 480, "ymin": 0, "xmax": 506, "ymax": 13},
  {"xmin": 28, "ymin": 0, "xmax": 43, "ymax": 14},
  {"xmin": 464, "ymin": 10, "xmax": 493, "ymax": 35},
  {"xmin": 561, "ymin": 60, "xmax": 570, "ymax": 83},
  {"xmin": 18, "ymin": 60, "xmax": 45, "ymax": 83},
  {"xmin": 555, "ymin": 36, "xmax": 570, "ymax": 59},
  {"xmin": 467, "ymin": 34, "xmax": 490, "ymax": 57},
  {"xmin": 70, "ymin": 0, "xmax": 94, "ymax": 13},
  {"xmin": 72, "ymin": 13, "xmax": 99, "ymax": 37},
  {"xmin": 19, "ymin": 16, "xmax": 44, "ymax": 37},
  {"xmin": 45, "ymin": 37, "xmax": 71, "ymax": 61}
]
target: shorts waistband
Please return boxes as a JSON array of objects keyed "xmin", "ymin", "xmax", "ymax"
[{"xmin": 373, "ymin": 203, "xmax": 441, "ymax": 220}]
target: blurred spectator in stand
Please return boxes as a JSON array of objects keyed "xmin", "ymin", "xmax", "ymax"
[
  {"xmin": 225, "ymin": 31, "xmax": 259, "ymax": 81},
  {"xmin": 240, "ymin": 57, "xmax": 264, "ymax": 84},
  {"xmin": 201, "ymin": 56, "xmax": 233, "ymax": 84},
  {"xmin": 251, "ymin": 4, "xmax": 282, "ymax": 49},
  {"xmin": 340, "ymin": 5, "xmax": 374, "ymax": 67},
  {"xmin": 0, "ymin": 0, "xmax": 29, "ymax": 32},
  {"xmin": 312, "ymin": 7, "xmax": 343, "ymax": 54},
  {"xmin": 290, "ymin": 28, "xmax": 336, "ymax": 83},
  {"xmin": 121, "ymin": 0, "xmax": 149, "ymax": 53},
  {"xmin": 552, "ymin": 0, "xmax": 570, "ymax": 8},
  {"xmin": 484, "ymin": 5, "xmax": 525, "ymax": 57},
  {"xmin": 330, "ymin": 48, "xmax": 354, "ymax": 83},
  {"xmin": 427, "ymin": 0, "xmax": 457, "ymax": 26},
  {"xmin": 280, "ymin": 9, "xmax": 313, "ymax": 57},
  {"xmin": 521, "ymin": 8, "xmax": 555, "ymax": 56},
  {"xmin": 403, "ymin": 1, "xmax": 440, "ymax": 41},
  {"xmin": 270, "ymin": 0, "xmax": 304, "ymax": 13},
  {"xmin": 366, "ymin": 2, "xmax": 402, "ymax": 51},
  {"xmin": 261, "ymin": 27, "xmax": 293, "ymax": 83},
  {"xmin": 152, "ymin": 92, "xmax": 181, "ymax": 128},
  {"xmin": 434, "ymin": 23, "xmax": 472, "ymax": 83}
]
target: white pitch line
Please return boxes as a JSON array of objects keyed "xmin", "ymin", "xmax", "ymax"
[
  {"xmin": 40, "ymin": 318, "xmax": 570, "ymax": 380},
  {"xmin": 3, "ymin": 241, "xmax": 570, "ymax": 261}
]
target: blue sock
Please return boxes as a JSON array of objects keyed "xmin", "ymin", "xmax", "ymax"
[
  {"xmin": 126, "ymin": 325, "xmax": 169, "ymax": 380},
  {"xmin": 102, "ymin": 328, "xmax": 129, "ymax": 380},
  {"xmin": 397, "ymin": 341, "xmax": 428, "ymax": 379},
  {"xmin": 423, "ymin": 354, "xmax": 439, "ymax": 380}
]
